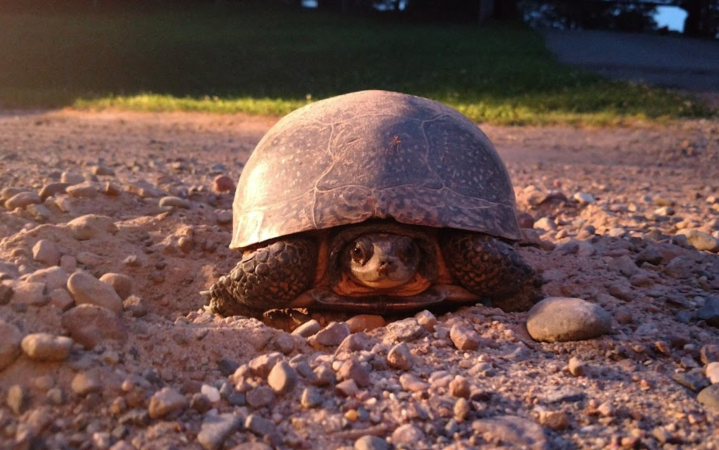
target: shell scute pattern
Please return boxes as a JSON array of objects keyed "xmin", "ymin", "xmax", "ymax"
[{"xmin": 231, "ymin": 90, "xmax": 520, "ymax": 249}]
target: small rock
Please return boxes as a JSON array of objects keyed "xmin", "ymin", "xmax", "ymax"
[
  {"xmin": 245, "ymin": 413, "xmax": 276, "ymax": 437},
  {"xmin": 314, "ymin": 322, "xmax": 350, "ymax": 346},
  {"xmin": 267, "ymin": 361, "xmax": 298, "ymax": 395},
  {"xmin": 655, "ymin": 206, "xmax": 675, "ymax": 216},
  {"xmin": 32, "ymin": 240, "xmax": 61, "ymax": 266},
  {"xmin": 190, "ymin": 393, "xmax": 213, "ymax": 413},
  {"xmin": 99, "ymin": 273, "xmax": 133, "ymax": 300},
  {"xmin": 526, "ymin": 297, "xmax": 612, "ymax": 342},
  {"xmin": 26, "ymin": 267, "xmax": 69, "ymax": 292},
  {"xmin": 472, "ymin": 415, "xmax": 549, "ymax": 450},
  {"xmin": 676, "ymin": 229, "xmax": 719, "ymax": 252},
  {"xmin": 698, "ymin": 384, "xmax": 719, "ymax": 409},
  {"xmin": 449, "ymin": 376, "xmax": 471, "ymax": 398},
  {"xmin": 399, "ymin": 373, "xmax": 429, "ymax": 392},
  {"xmin": 533, "ymin": 217, "xmax": 556, "ymax": 232},
  {"xmin": 61, "ymin": 304, "xmax": 128, "ymax": 349},
  {"xmin": 21, "ymin": 333, "xmax": 73, "ymax": 361},
  {"xmin": 47, "ymin": 288, "xmax": 74, "ymax": 311},
  {"xmin": 664, "ymin": 256, "xmax": 692, "ymax": 279},
  {"xmin": 701, "ymin": 344, "xmax": 719, "ymax": 364},
  {"xmin": 66, "ymin": 214, "xmax": 117, "ymax": 240},
  {"xmin": 337, "ymin": 359, "xmax": 370, "ymax": 388},
  {"xmin": 672, "ymin": 369, "xmax": 709, "ymax": 392},
  {"xmin": 706, "ymin": 362, "xmax": 719, "ymax": 384},
  {"xmin": 0, "ymin": 284, "xmax": 13, "ymax": 304},
  {"xmin": 148, "ymin": 387, "xmax": 187, "ymax": 419},
  {"xmin": 449, "ymin": 324, "xmax": 480, "ymax": 350},
  {"xmin": 573, "ymin": 192, "xmax": 595, "ymax": 204},
  {"xmin": 301, "ymin": 386, "xmax": 323, "ymax": 408},
  {"xmin": 71, "ymin": 372, "xmax": 103, "ymax": 396},
  {"xmin": 335, "ymin": 379, "xmax": 359, "ymax": 397},
  {"xmin": 197, "ymin": 413, "xmax": 242, "ymax": 450},
  {"xmin": 391, "ymin": 424, "xmax": 425, "ymax": 446},
  {"xmin": 212, "ymin": 175, "xmax": 235, "ymax": 194},
  {"xmin": 245, "ymin": 385, "xmax": 275, "ymax": 408},
  {"xmin": 346, "ymin": 314, "xmax": 386, "ymax": 333},
  {"xmin": 414, "ymin": 310, "xmax": 437, "ymax": 331},
  {"xmin": 67, "ymin": 271, "xmax": 124, "ymax": 314},
  {"xmin": 7, "ymin": 385, "xmax": 28, "ymax": 414},
  {"xmin": 354, "ymin": 435, "xmax": 389, "ymax": 450},
  {"xmin": 200, "ymin": 385, "xmax": 221, "ymax": 403},
  {"xmin": 538, "ymin": 410, "xmax": 569, "ymax": 431},
  {"xmin": 0, "ymin": 320, "xmax": 23, "ymax": 371},
  {"xmin": 454, "ymin": 397, "xmax": 471, "ymax": 421},
  {"xmin": 292, "ymin": 319, "xmax": 321, "ymax": 338},
  {"xmin": 248, "ymin": 352, "xmax": 283, "ymax": 378},
  {"xmin": 61, "ymin": 172, "xmax": 85, "ymax": 184},
  {"xmin": 66, "ymin": 181, "xmax": 98, "ymax": 198},
  {"xmin": 5, "ymin": 191, "xmax": 42, "ymax": 210},
  {"xmin": 567, "ymin": 357, "xmax": 585, "ymax": 376},
  {"xmin": 336, "ymin": 332, "xmax": 375, "ymax": 354},
  {"xmin": 39, "ymin": 182, "xmax": 70, "ymax": 200},
  {"xmin": 387, "ymin": 342, "xmax": 413, "ymax": 370},
  {"xmin": 697, "ymin": 296, "xmax": 719, "ymax": 327},
  {"xmin": 159, "ymin": 196, "xmax": 191, "ymax": 209},
  {"xmin": 11, "ymin": 280, "xmax": 47, "ymax": 305},
  {"xmin": 386, "ymin": 318, "xmax": 426, "ymax": 342}
]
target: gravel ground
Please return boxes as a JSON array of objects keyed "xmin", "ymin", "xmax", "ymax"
[{"xmin": 0, "ymin": 109, "xmax": 718, "ymax": 449}]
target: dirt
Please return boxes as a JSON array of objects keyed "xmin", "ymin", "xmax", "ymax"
[{"xmin": 0, "ymin": 108, "xmax": 718, "ymax": 450}]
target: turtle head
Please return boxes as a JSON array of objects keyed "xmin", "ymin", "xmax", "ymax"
[{"xmin": 342, "ymin": 234, "xmax": 421, "ymax": 289}]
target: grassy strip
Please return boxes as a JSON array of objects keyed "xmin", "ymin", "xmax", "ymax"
[{"xmin": 0, "ymin": 2, "xmax": 714, "ymax": 125}]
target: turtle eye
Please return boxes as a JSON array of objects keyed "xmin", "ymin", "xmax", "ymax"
[
  {"xmin": 349, "ymin": 239, "xmax": 373, "ymax": 264},
  {"xmin": 351, "ymin": 244, "xmax": 365, "ymax": 262}
]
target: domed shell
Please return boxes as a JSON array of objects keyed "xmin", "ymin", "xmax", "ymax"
[{"xmin": 231, "ymin": 90, "xmax": 520, "ymax": 249}]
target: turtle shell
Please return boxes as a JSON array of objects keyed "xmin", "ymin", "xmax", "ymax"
[{"xmin": 231, "ymin": 90, "xmax": 520, "ymax": 250}]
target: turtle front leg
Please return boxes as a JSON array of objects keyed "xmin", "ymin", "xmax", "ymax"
[
  {"xmin": 440, "ymin": 231, "xmax": 542, "ymax": 312},
  {"xmin": 208, "ymin": 237, "xmax": 318, "ymax": 317}
]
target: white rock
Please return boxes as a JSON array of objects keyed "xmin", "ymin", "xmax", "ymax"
[
  {"xmin": 201, "ymin": 384, "xmax": 221, "ymax": 403},
  {"xmin": 707, "ymin": 362, "xmax": 719, "ymax": 384},
  {"xmin": 527, "ymin": 297, "xmax": 612, "ymax": 343},
  {"xmin": 676, "ymin": 229, "xmax": 719, "ymax": 253},
  {"xmin": 21, "ymin": 333, "xmax": 73, "ymax": 361},
  {"xmin": 573, "ymin": 192, "xmax": 596, "ymax": 204}
]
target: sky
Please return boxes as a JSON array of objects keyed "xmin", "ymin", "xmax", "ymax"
[{"xmin": 654, "ymin": 5, "xmax": 687, "ymax": 32}]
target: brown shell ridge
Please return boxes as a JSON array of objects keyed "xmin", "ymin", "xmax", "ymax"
[{"xmin": 309, "ymin": 121, "xmax": 338, "ymax": 229}]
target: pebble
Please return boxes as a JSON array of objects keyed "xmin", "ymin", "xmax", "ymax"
[
  {"xmin": 676, "ymin": 229, "xmax": 719, "ymax": 252},
  {"xmin": 454, "ymin": 397, "xmax": 471, "ymax": 421},
  {"xmin": 314, "ymin": 322, "xmax": 350, "ymax": 346},
  {"xmin": 125, "ymin": 180, "xmax": 164, "ymax": 198},
  {"xmin": 301, "ymin": 386, "xmax": 323, "ymax": 408},
  {"xmin": 21, "ymin": 333, "xmax": 73, "ymax": 361},
  {"xmin": 71, "ymin": 372, "xmax": 103, "ymax": 396},
  {"xmin": 99, "ymin": 273, "xmax": 133, "ymax": 300},
  {"xmin": 338, "ymin": 359, "xmax": 371, "ymax": 388},
  {"xmin": 159, "ymin": 196, "xmax": 191, "ymax": 209},
  {"xmin": 573, "ymin": 192, "xmax": 596, "ymax": 204},
  {"xmin": 385, "ymin": 318, "xmax": 426, "ymax": 342},
  {"xmin": 292, "ymin": 319, "xmax": 321, "ymax": 337},
  {"xmin": 230, "ymin": 444, "xmax": 272, "ymax": 450},
  {"xmin": 414, "ymin": 310, "xmax": 437, "ymax": 331},
  {"xmin": 215, "ymin": 210, "xmax": 232, "ymax": 224},
  {"xmin": 336, "ymin": 332, "xmax": 375, "ymax": 353},
  {"xmin": 39, "ymin": 182, "xmax": 70, "ymax": 200},
  {"xmin": 67, "ymin": 271, "xmax": 124, "ymax": 314},
  {"xmin": 701, "ymin": 344, "xmax": 719, "ymax": 364},
  {"xmin": 245, "ymin": 385, "xmax": 275, "ymax": 408},
  {"xmin": 449, "ymin": 324, "xmax": 480, "ymax": 350},
  {"xmin": 27, "ymin": 267, "xmax": 69, "ymax": 292},
  {"xmin": 60, "ymin": 255, "xmax": 77, "ymax": 273},
  {"xmin": 399, "ymin": 373, "xmax": 429, "ymax": 392},
  {"xmin": 92, "ymin": 165, "xmax": 115, "ymax": 176},
  {"xmin": 698, "ymin": 384, "xmax": 719, "ymax": 409},
  {"xmin": 0, "ymin": 284, "xmax": 12, "ymax": 304},
  {"xmin": 200, "ymin": 385, "xmax": 221, "ymax": 403},
  {"xmin": 248, "ymin": 352, "xmax": 283, "ymax": 378},
  {"xmin": 66, "ymin": 214, "xmax": 118, "ymax": 241},
  {"xmin": 61, "ymin": 304, "xmax": 128, "ymax": 349},
  {"xmin": 697, "ymin": 297, "xmax": 719, "ymax": 327},
  {"xmin": 212, "ymin": 175, "xmax": 235, "ymax": 194},
  {"xmin": 245, "ymin": 413, "xmax": 277, "ymax": 437},
  {"xmin": 148, "ymin": 387, "xmax": 188, "ymax": 418},
  {"xmin": 5, "ymin": 191, "xmax": 42, "ymax": 210},
  {"xmin": 391, "ymin": 424, "xmax": 425, "ymax": 446},
  {"xmin": 335, "ymin": 379, "xmax": 359, "ymax": 397},
  {"xmin": 346, "ymin": 314, "xmax": 386, "ymax": 333},
  {"xmin": 654, "ymin": 206, "xmax": 675, "ymax": 216},
  {"xmin": 672, "ymin": 369, "xmax": 709, "ymax": 392},
  {"xmin": 664, "ymin": 256, "xmax": 692, "ymax": 279},
  {"xmin": 7, "ymin": 385, "xmax": 28, "ymax": 414},
  {"xmin": 449, "ymin": 376, "xmax": 471, "ymax": 398},
  {"xmin": 567, "ymin": 357, "xmax": 585, "ymax": 376},
  {"xmin": 49, "ymin": 288, "xmax": 75, "ymax": 311},
  {"xmin": 274, "ymin": 332, "xmax": 295, "ymax": 354},
  {"xmin": 0, "ymin": 320, "xmax": 23, "ymax": 370},
  {"xmin": 354, "ymin": 435, "xmax": 389, "ymax": 450},
  {"xmin": 11, "ymin": 280, "xmax": 47, "ymax": 305},
  {"xmin": 66, "ymin": 181, "xmax": 99, "ymax": 198},
  {"xmin": 387, "ymin": 342, "xmax": 413, "ymax": 370},
  {"xmin": 267, "ymin": 360, "xmax": 298, "ymax": 395},
  {"xmin": 533, "ymin": 217, "xmax": 556, "ymax": 232},
  {"xmin": 197, "ymin": 413, "xmax": 242, "ymax": 450},
  {"xmin": 61, "ymin": 172, "xmax": 85, "ymax": 184},
  {"xmin": 537, "ymin": 410, "xmax": 569, "ymax": 430},
  {"xmin": 526, "ymin": 297, "xmax": 612, "ymax": 342},
  {"xmin": 472, "ymin": 415, "xmax": 549, "ymax": 450},
  {"xmin": 312, "ymin": 364, "xmax": 335, "ymax": 386},
  {"xmin": 706, "ymin": 362, "xmax": 719, "ymax": 384},
  {"xmin": 32, "ymin": 239, "xmax": 61, "ymax": 266}
]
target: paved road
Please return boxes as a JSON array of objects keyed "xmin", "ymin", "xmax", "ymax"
[{"xmin": 542, "ymin": 29, "xmax": 719, "ymax": 93}]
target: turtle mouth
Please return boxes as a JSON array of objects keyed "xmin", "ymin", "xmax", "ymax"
[{"xmin": 309, "ymin": 286, "xmax": 448, "ymax": 313}]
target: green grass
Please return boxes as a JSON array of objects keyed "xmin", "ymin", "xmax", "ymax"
[{"xmin": 0, "ymin": 2, "xmax": 714, "ymax": 126}]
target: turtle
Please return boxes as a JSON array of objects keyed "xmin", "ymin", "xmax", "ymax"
[{"xmin": 207, "ymin": 90, "xmax": 542, "ymax": 318}]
